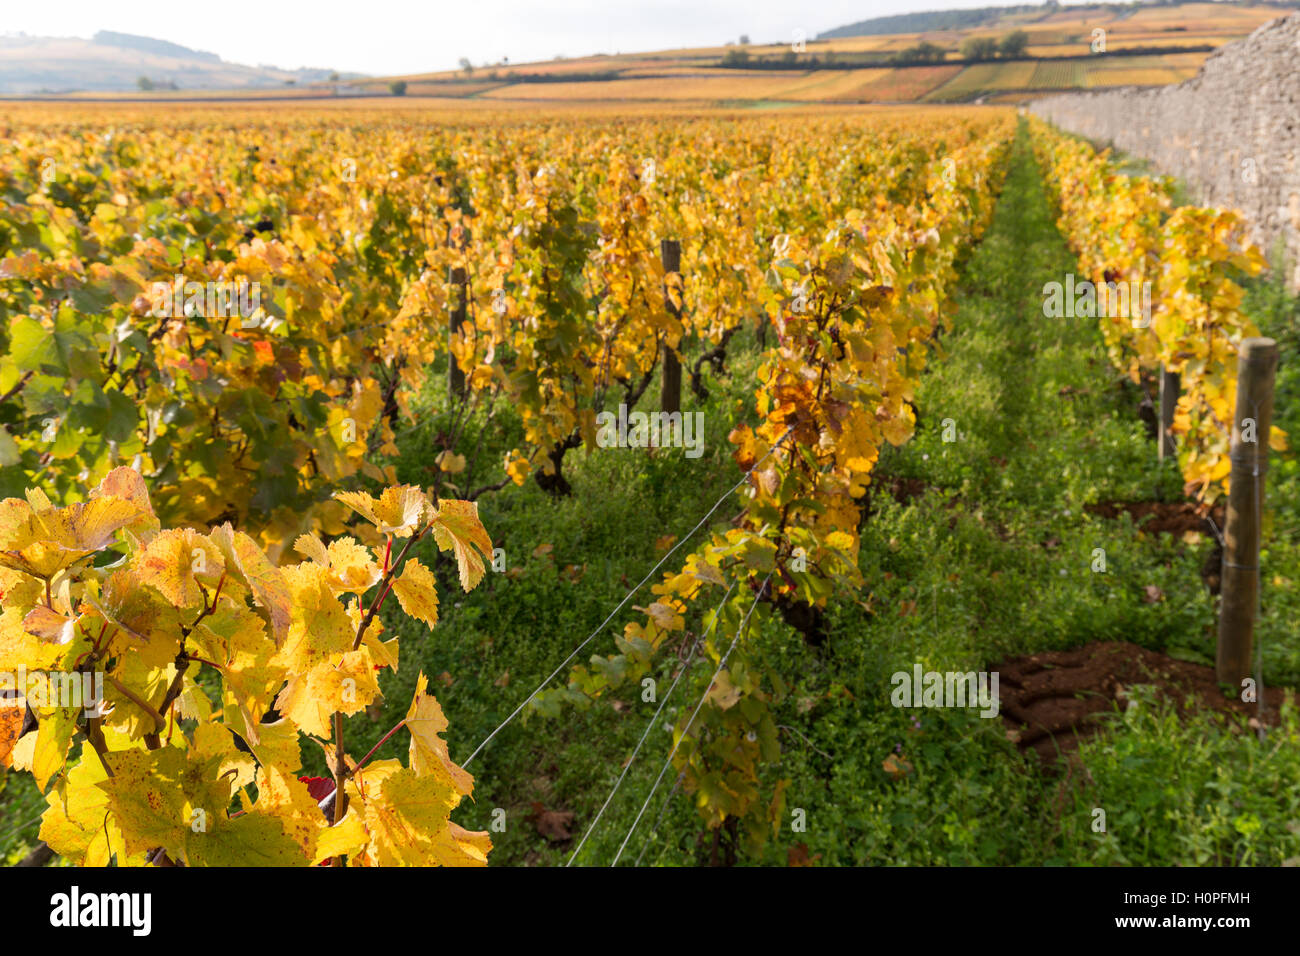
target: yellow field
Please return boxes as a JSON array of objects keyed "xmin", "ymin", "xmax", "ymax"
[
  {"xmin": 858, "ymin": 65, "xmax": 964, "ymax": 102},
  {"xmin": 1086, "ymin": 67, "xmax": 1186, "ymax": 87},
  {"xmin": 781, "ymin": 69, "xmax": 891, "ymax": 101},
  {"xmin": 479, "ymin": 73, "xmax": 818, "ymax": 102}
]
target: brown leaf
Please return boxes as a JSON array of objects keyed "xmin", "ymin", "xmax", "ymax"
[
  {"xmin": 883, "ymin": 753, "xmax": 913, "ymax": 779},
  {"xmin": 529, "ymin": 803, "xmax": 574, "ymax": 842},
  {"xmin": 1141, "ymin": 584, "xmax": 1165, "ymax": 604},
  {"xmin": 0, "ymin": 701, "xmax": 25, "ymax": 769},
  {"xmin": 787, "ymin": 842, "xmax": 822, "ymax": 867},
  {"xmin": 436, "ymin": 670, "xmax": 454, "ymax": 688},
  {"xmin": 494, "ymin": 669, "xmax": 510, "ymax": 688}
]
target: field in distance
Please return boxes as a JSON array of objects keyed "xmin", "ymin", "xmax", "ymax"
[
  {"xmin": 350, "ymin": 2, "xmax": 1281, "ymax": 105},
  {"xmin": 4, "ymin": 2, "xmax": 1286, "ymax": 107}
]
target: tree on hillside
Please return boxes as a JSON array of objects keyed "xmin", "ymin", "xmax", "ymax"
[
  {"xmin": 739, "ymin": 34, "xmax": 750, "ymax": 45},
  {"xmin": 894, "ymin": 41, "xmax": 946, "ymax": 65},
  {"xmin": 389, "ymin": 80, "xmax": 407, "ymax": 96},
  {"xmin": 137, "ymin": 76, "xmax": 155, "ymax": 91},
  {"xmin": 723, "ymin": 48, "xmax": 751, "ymax": 66},
  {"xmin": 459, "ymin": 57, "xmax": 474, "ymax": 76},
  {"xmin": 960, "ymin": 36, "xmax": 1000, "ymax": 61},
  {"xmin": 999, "ymin": 30, "xmax": 1030, "ymax": 58}
]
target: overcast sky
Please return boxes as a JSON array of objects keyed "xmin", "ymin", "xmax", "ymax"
[{"xmin": 1, "ymin": 0, "xmax": 1057, "ymax": 75}]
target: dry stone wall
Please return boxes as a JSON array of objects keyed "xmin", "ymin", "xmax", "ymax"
[{"xmin": 1029, "ymin": 13, "xmax": 1300, "ymax": 289}]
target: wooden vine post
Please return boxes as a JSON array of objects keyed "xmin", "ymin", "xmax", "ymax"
[
  {"xmin": 448, "ymin": 265, "xmax": 467, "ymax": 400},
  {"xmin": 661, "ymin": 238, "xmax": 682, "ymax": 415},
  {"xmin": 1216, "ymin": 337, "xmax": 1278, "ymax": 686},
  {"xmin": 1158, "ymin": 366, "xmax": 1179, "ymax": 462}
]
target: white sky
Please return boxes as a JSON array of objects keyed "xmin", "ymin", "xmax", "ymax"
[{"xmin": 0, "ymin": 0, "xmax": 1066, "ymax": 76}]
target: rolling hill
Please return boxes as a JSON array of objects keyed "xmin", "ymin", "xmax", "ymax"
[{"xmin": 0, "ymin": 30, "xmax": 359, "ymax": 94}]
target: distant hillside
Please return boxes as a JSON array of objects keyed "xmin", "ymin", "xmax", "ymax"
[
  {"xmin": 817, "ymin": 0, "xmax": 1300, "ymax": 39},
  {"xmin": 0, "ymin": 32, "xmax": 361, "ymax": 94},
  {"xmin": 92, "ymin": 31, "xmax": 221, "ymax": 64},
  {"xmin": 818, "ymin": 4, "xmax": 1043, "ymax": 39}
]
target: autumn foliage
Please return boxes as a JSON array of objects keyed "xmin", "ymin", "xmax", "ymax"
[
  {"xmin": 0, "ymin": 467, "xmax": 493, "ymax": 866},
  {"xmin": 1030, "ymin": 118, "xmax": 1287, "ymax": 500}
]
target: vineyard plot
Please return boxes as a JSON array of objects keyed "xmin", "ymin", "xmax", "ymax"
[{"xmin": 0, "ymin": 105, "xmax": 1296, "ymax": 871}]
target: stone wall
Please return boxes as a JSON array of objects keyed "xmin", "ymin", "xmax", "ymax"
[{"xmin": 1028, "ymin": 13, "xmax": 1300, "ymax": 289}]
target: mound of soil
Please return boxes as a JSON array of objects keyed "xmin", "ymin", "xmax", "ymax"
[
  {"xmin": 993, "ymin": 641, "xmax": 1295, "ymax": 765},
  {"xmin": 880, "ymin": 476, "xmax": 928, "ymax": 506},
  {"xmin": 1084, "ymin": 500, "xmax": 1224, "ymax": 536}
]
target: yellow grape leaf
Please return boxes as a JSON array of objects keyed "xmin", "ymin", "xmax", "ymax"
[
  {"xmin": 31, "ymin": 706, "xmax": 80, "ymax": 790},
  {"xmin": 363, "ymin": 632, "xmax": 400, "ymax": 672},
  {"xmin": 98, "ymin": 746, "xmax": 230, "ymax": 861},
  {"xmin": 0, "ymin": 606, "xmax": 61, "ymax": 671},
  {"xmin": 293, "ymin": 533, "xmax": 330, "ymax": 565},
  {"xmin": 42, "ymin": 498, "xmax": 146, "ymax": 554},
  {"xmin": 686, "ymin": 554, "xmax": 725, "ymax": 587},
  {"xmin": 38, "ymin": 738, "xmax": 131, "ymax": 867},
  {"xmin": 391, "ymin": 558, "xmax": 439, "ymax": 630},
  {"xmin": 243, "ymin": 765, "xmax": 325, "ymax": 862},
  {"xmin": 406, "ymin": 672, "xmax": 474, "ymax": 795},
  {"xmin": 879, "ymin": 406, "xmax": 915, "ymax": 447},
  {"xmin": 193, "ymin": 603, "xmax": 286, "ymax": 724},
  {"xmin": 137, "ymin": 528, "xmax": 225, "ymax": 610},
  {"xmin": 641, "ymin": 601, "xmax": 684, "ymax": 632},
  {"xmin": 334, "ymin": 486, "xmax": 428, "ymax": 537},
  {"xmin": 24, "ymin": 488, "xmax": 51, "ymax": 514},
  {"xmin": 89, "ymin": 567, "xmax": 185, "ymax": 669},
  {"xmin": 429, "ymin": 500, "xmax": 493, "ymax": 592},
  {"xmin": 90, "ymin": 466, "xmax": 160, "ymax": 539},
  {"xmin": 436, "ymin": 822, "xmax": 492, "ymax": 867},
  {"xmin": 313, "ymin": 806, "xmax": 370, "ymax": 865},
  {"xmin": 22, "ymin": 605, "xmax": 76, "ymax": 645},
  {"xmin": 295, "ymin": 534, "xmax": 381, "ymax": 594},
  {"xmin": 224, "ymin": 705, "xmax": 301, "ymax": 774},
  {"xmin": 192, "ymin": 719, "xmax": 255, "ymax": 791},
  {"xmin": 275, "ymin": 649, "xmax": 381, "ymax": 738},
  {"xmin": 505, "ymin": 455, "xmax": 531, "ymax": 486},
  {"xmin": 707, "ymin": 670, "xmax": 743, "ymax": 711},
  {"xmin": 435, "ymin": 450, "xmax": 467, "ymax": 474},
  {"xmin": 276, "ymin": 563, "xmax": 355, "ymax": 673},
  {"xmin": 187, "ymin": 811, "xmax": 312, "ymax": 867},
  {"xmin": 363, "ymin": 767, "xmax": 486, "ymax": 867},
  {"xmin": 7, "ymin": 725, "xmax": 36, "ymax": 774},
  {"xmin": 211, "ymin": 523, "xmax": 292, "ymax": 645},
  {"xmin": 0, "ymin": 495, "xmax": 142, "ymax": 579}
]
